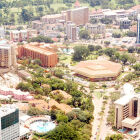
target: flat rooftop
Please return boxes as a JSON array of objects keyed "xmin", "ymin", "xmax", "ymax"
[
  {"xmin": 21, "ymin": 43, "xmax": 56, "ymax": 55},
  {"xmin": 0, "ymin": 40, "xmax": 11, "ymax": 49},
  {"xmin": 73, "ymin": 60, "xmax": 122, "ymax": 79},
  {"xmin": 114, "ymin": 94, "xmax": 134, "ymax": 106},
  {"xmin": 0, "ymin": 104, "xmax": 18, "ymax": 117},
  {"xmin": 42, "ymin": 14, "xmax": 62, "ymax": 19}
]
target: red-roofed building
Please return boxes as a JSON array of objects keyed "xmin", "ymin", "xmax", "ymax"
[{"xmin": 74, "ymin": 0, "xmax": 80, "ymax": 8}]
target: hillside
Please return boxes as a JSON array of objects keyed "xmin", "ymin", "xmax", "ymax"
[{"xmin": 0, "ymin": 0, "xmax": 139, "ymax": 25}]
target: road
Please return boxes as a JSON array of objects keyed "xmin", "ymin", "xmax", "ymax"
[{"xmin": 91, "ymin": 96, "xmax": 103, "ymax": 140}]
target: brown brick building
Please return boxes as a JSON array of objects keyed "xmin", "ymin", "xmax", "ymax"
[
  {"xmin": 18, "ymin": 43, "xmax": 58, "ymax": 67},
  {"xmin": 66, "ymin": 7, "xmax": 89, "ymax": 26}
]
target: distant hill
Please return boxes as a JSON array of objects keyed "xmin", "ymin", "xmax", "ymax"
[
  {"xmin": 77, "ymin": 0, "xmax": 140, "ymax": 9},
  {"xmin": 0, "ymin": 0, "xmax": 139, "ymax": 25}
]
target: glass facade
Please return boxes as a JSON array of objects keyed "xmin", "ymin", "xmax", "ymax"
[
  {"xmin": 1, "ymin": 109, "xmax": 19, "ymax": 130},
  {"xmin": 134, "ymin": 100, "xmax": 138, "ymax": 117}
]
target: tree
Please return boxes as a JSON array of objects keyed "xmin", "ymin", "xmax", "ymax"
[
  {"xmin": 120, "ymin": 54, "xmax": 129, "ymax": 65},
  {"xmin": 44, "ymin": 123, "xmax": 80, "ymax": 140},
  {"xmin": 114, "ymin": 52, "xmax": 120, "ymax": 62},
  {"xmin": 104, "ymin": 48, "xmax": 116, "ymax": 57},
  {"xmin": 123, "ymin": 73, "xmax": 135, "ymax": 82},
  {"xmin": 56, "ymin": 113, "xmax": 68, "ymax": 123},
  {"xmin": 133, "ymin": 63, "xmax": 140, "ymax": 71},
  {"xmin": 21, "ymin": 9, "xmax": 33, "ymax": 22},
  {"xmin": 128, "ymin": 47, "xmax": 135, "ymax": 53},
  {"xmin": 16, "ymin": 82, "xmax": 33, "ymax": 92},
  {"xmin": 73, "ymin": 46, "xmax": 89, "ymax": 61},
  {"xmin": 104, "ymin": 41, "xmax": 110, "ymax": 46},
  {"xmin": 35, "ymin": 88, "xmax": 43, "ymax": 95},
  {"xmin": 112, "ymin": 32, "xmax": 121, "ymax": 38},
  {"xmin": 94, "ymin": 45, "xmax": 102, "ymax": 51},
  {"xmin": 136, "ymin": 48, "xmax": 140, "ymax": 54},
  {"xmin": 88, "ymin": 45, "xmax": 95, "ymax": 51},
  {"xmin": 105, "ymin": 134, "xmax": 123, "ymax": 140},
  {"xmin": 27, "ymin": 106, "xmax": 45, "ymax": 116},
  {"xmin": 33, "ymin": 59, "xmax": 42, "ymax": 66},
  {"xmin": 79, "ymin": 30, "xmax": 90, "ymax": 40},
  {"xmin": 128, "ymin": 57, "xmax": 136, "ymax": 65},
  {"xmin": 100, "ymin": 18, "xmax": 112, "ymax": 24},
  {"xmin": 67, "ymin": 109, "xmax": 92, "ymax": 123},
  {"xmin": 29, "ymin": 35, "xmax": 54, "ymax": 43},
  {"xmin": 90, "ymin": 18, "xmax": 98, "ymax": 24},
  {"xmin": 126, "ymin": 31, "xmax": 136, "ymax": 37},
  {"xmin": 54, "ymin": 69, "xmax": 64, "ymax": 79}
]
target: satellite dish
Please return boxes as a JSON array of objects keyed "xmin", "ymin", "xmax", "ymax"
[{"xmin": 123, "ymin": 83, "xmax": 134, "ymax": 95}]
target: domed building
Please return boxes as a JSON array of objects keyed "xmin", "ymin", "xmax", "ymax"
[{"xmin": 73, "ymin": 60, "xmax": 122, "ymax": 82}]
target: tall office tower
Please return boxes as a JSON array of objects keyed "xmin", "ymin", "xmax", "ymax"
[
  {"xmin": 137, "ymin": 14, "xmax": 140, "ymax": 44},
  {"xmin": 66, "ymin": 21, "xmax": 79, "ymax": 41},
  {"xmin": 0, "ymin": 105, "xmax": 20, "ymax": 140},
  {"xmin": 0, "ymin": 40, "xmax": 16, "ymax": 68},
  {"xmin": 66, "ymin": 7, "xmax": 89, "ymax": 26}
]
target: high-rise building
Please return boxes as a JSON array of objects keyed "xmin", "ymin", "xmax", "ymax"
[
  {"xmin": 0, "ymin": 105, "xmax": 20, "ymax": 140},
  {"xmin": 137, "ymin": 14, "xmax": 140, "ymax": 44},
  {"xmin": 66, "ymin": 21, "xmax": 79, "ymax": 41},
  {"xmin": 114, "ymin": 84, "xmax": 140, "ymax": 135},
  {"xmin": 66, "ymin": 7, "xmax": 89, "ymax": 26},
  {"xmin": 0, "ymin": 40, "xmax": 16, "ymax": 68}
]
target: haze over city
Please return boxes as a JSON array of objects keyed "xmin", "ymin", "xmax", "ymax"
[{"xmin": 0, "ymin": 0, "xmax": 140, "ymax": 140}]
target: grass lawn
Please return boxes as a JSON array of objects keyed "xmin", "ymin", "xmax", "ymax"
[
  {"xmin": 117, "ymin": 72, "xmax": 130, "ymax": 81},
  {"xmin": 86, "ymin": 54, "xmax": 98, "ymax": 60},
  {"xmin": 59, "ymin": 54, "xmax": 72, "ymax": 64}
]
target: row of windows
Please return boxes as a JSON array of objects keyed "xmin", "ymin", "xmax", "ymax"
[{"xmin": 1, "ymin": 110, "xmax": 19, "ymax": 130}]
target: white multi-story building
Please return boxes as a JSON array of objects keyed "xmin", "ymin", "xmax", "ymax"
[
  {"xmin": 85, "ymin": 23, "xmax": 105, "ymax": 34},
  {"xmin": 0, "ymin": 105, "xmax": 20, "ymax": 140},
  {"xmin": 10, "ymin": 30, "xmax": 30, "ymax": 42},
  {"xmin": 0, "ymin": 27, "xmax": 5, "ymax": 39},
  {"xmin": 0, "ymin": 40, "xmax": 16, "ymax": 68},
  {"xmin": 66, "ymin": 21, "xmax": 79, "ymax": 41}
]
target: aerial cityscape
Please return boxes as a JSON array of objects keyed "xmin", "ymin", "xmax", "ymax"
[{"xmin": 0, "ymin": 0, "xmax": 140, "ymax": 140}]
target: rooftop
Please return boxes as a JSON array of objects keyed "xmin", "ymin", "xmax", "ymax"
[
  {"xmin": 114, "ymin": 94, "xmax": 134, "ymax": 106},
  {"xmin": 71, "ymin": 6, "xmax": 88, "ymax": 12},
  {"xmin": 20, "ymin": 43, "xmax": 56, "ymax": 55},
  {"xmin": 42, "ymin": 14, "xmax": 62, "ymax": 19},
  {"xmin": 0, "ymin": 40, "xmax": 11, "ymax": 49},
  {"xmin": 73, "ymin": 60, "xmax": 122, "ymax": 79},
  {"xmin": 0, "ymin": 104, "xmax": 18, "ymax": 117}
]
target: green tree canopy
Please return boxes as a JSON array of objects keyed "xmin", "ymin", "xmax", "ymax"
[{"xmin": 73, "ymin": 46, "xmax": 89, "ymax": 61}]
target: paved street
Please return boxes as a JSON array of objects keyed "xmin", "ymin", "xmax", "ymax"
[{"xmin": 91, "ymin": 96, "xmax": 102, "ymax": 140}]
